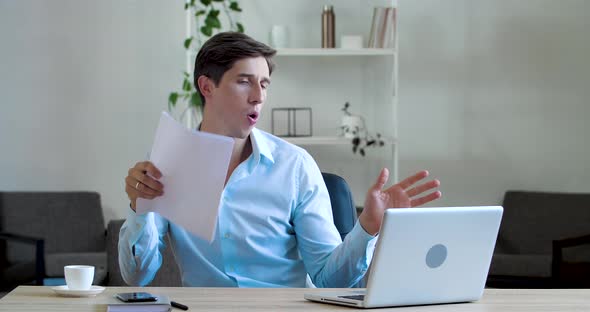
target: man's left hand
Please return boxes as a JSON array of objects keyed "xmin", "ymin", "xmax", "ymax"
[{"xmin": 359, "ymin": 168, "xmax": 442, "ymax": 236}]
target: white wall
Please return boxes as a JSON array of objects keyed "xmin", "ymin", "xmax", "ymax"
[
  {"xmin": 0, "ymin": 1, "xmax": 186, "ymax": 221},
  {"xmin": 1, "ymin": 0, "xmax": 589, "ymax": 222},
  {"xmin": 399, "ymin": 0, "xmax": 590, "ymax": 206}
]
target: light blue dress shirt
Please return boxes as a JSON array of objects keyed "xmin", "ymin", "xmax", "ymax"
[{"xmin": 119, "ymin": 128, "xmax": 377, "ymax": 288}]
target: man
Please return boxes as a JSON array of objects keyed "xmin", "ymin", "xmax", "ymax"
[{"xmin": 120, "ymin": 32, "xmax": 441, "ymax": 288}]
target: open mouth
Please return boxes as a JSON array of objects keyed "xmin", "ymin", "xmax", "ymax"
[{"xmin": 247, "ymin": 112, "xmax": 259, "ymax": 122}]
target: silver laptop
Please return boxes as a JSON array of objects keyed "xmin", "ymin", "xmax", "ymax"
[{"xmin": 305, "ymin": 206, "xmax": 503, "ymax": 308}]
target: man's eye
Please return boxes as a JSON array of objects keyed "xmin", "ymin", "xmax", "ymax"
[{"xmin": 238, "ymin": 80, "xmax": 249, "ymax": 85}]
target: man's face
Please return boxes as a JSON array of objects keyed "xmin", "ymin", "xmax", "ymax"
[{"xmin": 203, "ymin": 56, "xmax": 270, "ymax": 139}]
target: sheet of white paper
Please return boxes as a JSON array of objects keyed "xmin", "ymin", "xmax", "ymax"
[{"xmin": 136, "ymin": 111, "xmax": 233, "ymax": 241}]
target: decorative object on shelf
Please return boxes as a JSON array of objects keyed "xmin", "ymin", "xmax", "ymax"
[
  {"xmin": 341, "ymin": 35, "xmax": 363, "ymax": 49},
  {"xmin": 168, "ymin": 0, "xmax": 244, "ymax": 129},
  {"xmin": 321, "ymin": 5, "xmax": 335, "ymax": 48},
  {"xmin": 341, "ymin": 102, "xmax": 385, "ymax": 156},
  {"xmin": 368, "ymin": 7, "xmax": 396, "ymax": 48},
  {"xmin": 269, "ymin": 25, "xmax": 289, "ymax": 48},
  {"xmin": 271, "ymin": 107, "xmax": 313, "ymax": 137}
]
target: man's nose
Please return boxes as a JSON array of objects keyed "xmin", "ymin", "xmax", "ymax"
[{"xmin": 249, "ymin": 84, "xmax": 265, "ymax": 104}]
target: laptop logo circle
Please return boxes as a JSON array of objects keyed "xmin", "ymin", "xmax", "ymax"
[{"xmin": 426, "ymin": 244, "xmax": 447, "ymax": 268}]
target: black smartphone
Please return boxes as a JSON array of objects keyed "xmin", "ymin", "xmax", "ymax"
[{"xmin": 115, "ymin": 292, "xmax": 158, "ymax": 303}]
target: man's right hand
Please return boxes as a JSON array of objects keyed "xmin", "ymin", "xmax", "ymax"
[{"xmin": 125, "ymin": 161, "xmax": 164, "ymax": 211}]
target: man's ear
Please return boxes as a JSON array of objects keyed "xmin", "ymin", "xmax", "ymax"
[{"xmin": 197, "ymin": 75, "xmax": 214, "ymax": 99}]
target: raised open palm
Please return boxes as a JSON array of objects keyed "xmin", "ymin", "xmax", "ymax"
[{"xmin": 359, "ymin": 168, "xmax": 441, "ymax": 235}]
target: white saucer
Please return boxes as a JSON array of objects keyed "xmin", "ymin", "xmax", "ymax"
[{"xmin": 51, "ymin": 285, "xmax": 106, "ymax": 297}]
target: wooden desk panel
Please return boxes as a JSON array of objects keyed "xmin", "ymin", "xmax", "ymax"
[{"xmin": 0, "ymin": 286, "xmax": 589, "ymax": 311}]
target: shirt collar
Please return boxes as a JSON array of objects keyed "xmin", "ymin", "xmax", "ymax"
[{"xmin": 250, "ymin": 128, "xmax": 275, "ymax": 164}]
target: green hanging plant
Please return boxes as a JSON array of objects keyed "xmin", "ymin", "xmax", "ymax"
[{"xmin": 168, "ymin": 0, "xmax": 244, "ymax": 112}]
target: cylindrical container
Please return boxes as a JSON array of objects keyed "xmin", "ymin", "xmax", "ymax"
[{"xmin": 321, "ymin": 5, "xmax": 335, "ymax": 48}]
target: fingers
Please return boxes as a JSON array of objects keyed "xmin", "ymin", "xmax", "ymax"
[
  {"xmin": 406, "ymin": 179, "xmax": 440, "ymax": 197},
  {"xmin": 125, "ymin": 161, "xmax": 164, "ymax": 204},
  {"xmin": 370, "ymin": 168, "xmax": 389, "ymax": 192},
  {"xmin": 410, "ymin": 191, "xmax": 442, "ymax": 207},
  {"xmin": 397, "ymin": 170, "xmax": 429, "ymax": 190},
  {"xmin": 125, "ymin": 175, "xmax": 162, "ymax": 198},
  {"xmin": 135, "ymin": 161, "xmax": 162, "ymax": 179}
]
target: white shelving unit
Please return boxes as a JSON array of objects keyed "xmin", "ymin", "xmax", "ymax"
[
  {"xmin": 276, "ymin": 48, "xmax": 396, "ymax": 56},
  {"xmin": 184, "ymin": 0, "xmax": 399, "ymax": 207},
  {"xmin": 260, "ymin": 1, "xmax": 399, "ymax": 206},
  {"xmin": 283, "ymin": 136, "xmax": 397, "ymax": 146}
]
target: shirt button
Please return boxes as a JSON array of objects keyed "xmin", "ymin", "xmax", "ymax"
[{"xmin": 224, "ymin": 233, "xmax": 230, "ymax": 239}]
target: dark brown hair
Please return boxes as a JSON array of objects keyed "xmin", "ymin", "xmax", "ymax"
[{"xmin": 194, "ymin": 32, "xmax": 277, "ymax": 105}]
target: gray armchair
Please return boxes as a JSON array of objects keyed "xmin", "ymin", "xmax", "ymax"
[
  {"xmin": 487, "ymin": 191, "xmax": 590, "ymax": 288},
  {"xmin": 0, "ymin": 192, "xmax": 107, "ymax": 290}
]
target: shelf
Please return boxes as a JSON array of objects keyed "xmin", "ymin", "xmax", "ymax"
[
  {"xmin": 275, "ymin": 48, "xmax": 396, "ymax": 56},
  {"xmin": 282, "ymin": 136, "xmax": 396, "ymax": 146},
  {"xmin": 189, "ymin": 48, "xmax": 396, "ymax": 57}
]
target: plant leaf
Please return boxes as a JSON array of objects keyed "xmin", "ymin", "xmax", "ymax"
[
  {"xmin": 205, "ymin": 16, "xmax": 221, "ymax": 29},
  {"xmin": 201, "ymin": 25, "xmax": 213, "ymax": 37},
  {"xmin": 182, "ymin": 78, "xmax": 192, "ymax": 92},
  {"xmin": 236, "ymin": 22, "xmax": 244, "ymax": 33},
  {"xmin": 229, "ymin": 1, "xmax": 242, "ymax": 12},
  {"xmin": 183, "ymin": 37, "xmax": 193, "ymax": 49},
  {"xmin": 168, "ymin": 92, "xmax": 179, "ymax": 111},
  {"xmin": 352, "ymin": 137, "xmax": 360, "ymax": 146},
  {"xmin": 210, "ymin": 9, "xmax": 220, "ymax": 18},
  {"xmin": 190, "ymin": 92, "xmax": 202, "ymax": 108},
  {"xmin": 212, "ymin": 0, "xmax": 224, "ymax": 2},
  {"xmin": 200, "ymin": 0, "xmax": 212, "ymax": 6},
  {"xmin": 195, "ymin": 10, "xmax": 206, "ymax": 16},
  {"xmin": 360, "ymin": 149, "xmax": 366, "ymax": 157},
  {"xmin": 352, "ymin": 145, "xmax": 358, "ymax": 153}
]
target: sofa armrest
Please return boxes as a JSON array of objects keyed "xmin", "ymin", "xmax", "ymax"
[
  {"xmin": 551, "ymin": 234, "xmax": 590, "ymax": 282},
  {"xmin": 0, "ymin": 232, "xmax": 46, "ymax": 285}
]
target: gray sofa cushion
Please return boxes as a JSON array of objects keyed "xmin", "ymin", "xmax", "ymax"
[
  {"xmin": 497, "ymin": 191, "xmax": 590, "ymax": 256},
  {"xmin": 489, "ymin": 254, "xmax": 552, "ymax": 278},
  {"xmin": 491, "ymin": 191, "xmax": 590, "ymax": 279},
  {"xmin": 0, "ymin": 192, "xmax": 106, "ymax": 264}
]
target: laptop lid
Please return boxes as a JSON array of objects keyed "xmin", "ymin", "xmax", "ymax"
[{"xmin": 305, "ymin": 206, "xmax": 503, "ymax": 308}]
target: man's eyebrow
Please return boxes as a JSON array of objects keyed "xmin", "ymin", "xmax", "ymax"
[{"xmin": 237, "ymin": 73, "xmax": 271, "ymax": 84}]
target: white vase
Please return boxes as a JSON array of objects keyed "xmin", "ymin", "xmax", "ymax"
[
  {"xmin": 341, "ymin": 115, "xmax": 365, "ymax": 138},
  {"xmin": 179, "ymin": 105, "xmax": 203, "ymax": 130},
  {"xmin": 270, "ymin": 25, "xmax": 289, "ymax": 48}
]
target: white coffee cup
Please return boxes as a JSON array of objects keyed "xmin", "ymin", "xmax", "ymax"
[{"xmin": 64, "ymin": 265, "xmax": 94, "ymax": 290}]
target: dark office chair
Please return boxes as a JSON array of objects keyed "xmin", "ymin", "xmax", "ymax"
[{"xmin": 322, "ymin": 172, "xmax": 358, "ymax": 240}]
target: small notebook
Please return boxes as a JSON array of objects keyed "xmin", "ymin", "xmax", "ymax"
[{"xmin": 106, "ymin": 294, "xmax": 171, "ymax": 312}]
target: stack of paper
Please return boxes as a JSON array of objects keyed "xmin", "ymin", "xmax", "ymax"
[{"xmin": 136, "ymin": 111, "xmax": 234, "ymax": 241}]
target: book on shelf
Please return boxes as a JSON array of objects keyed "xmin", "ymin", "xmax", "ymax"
[
  {"xmin": 106, "ymin": 294, "xmax": 171, "ymax": 312},
  {"xmin": 368, "ymin": 7, "xmax": 396, "ymax": 49}
]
